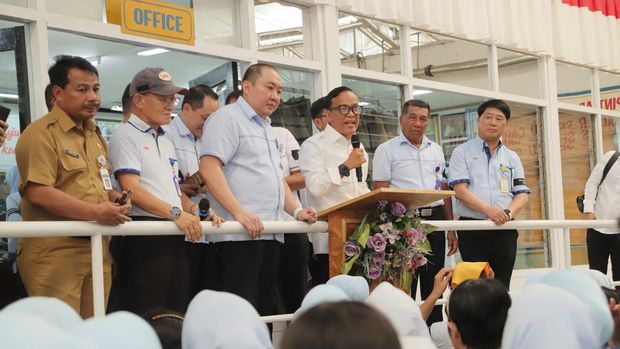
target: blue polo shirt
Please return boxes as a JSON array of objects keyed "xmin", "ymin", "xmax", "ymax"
[
  {"xmin": 200, "ymin": 96, "xmax": 284, "ymax": 242},
  {"xmin": 372, "ymin": 134, "xmax": 446, "ymax": 207},
  {"xmin": 448, "ymin": 136, "xmax": 530, "ymax": 219}
]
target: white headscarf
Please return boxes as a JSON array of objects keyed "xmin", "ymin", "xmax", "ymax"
[
  {"xmin": 2, "ymin": 296, "xmax": 82, "ymax": 330},
  {"xmin": 582, "ymin": 269, "xmax": 614, "ymax": 289},
  {"xmin": 365, "ymin": 282, "xmax": 430, "ymax": 338},
  {"xmin": 400, "ymin": 336, "xmax": 438, "ymax": 349},
  {"xmin": 72, "ymin": 311, "xmax": 161, "ymax": 349},
  {"xmin": 537, "ymin": 269, "xmax": 613, "ymax": 346},
  {"xmin": 0, "ymin": 312, "xmax": 93, "ymax": 349},
  {"xmin": 295, "ymin": 284, "xmax": 350, "ymax": 317},
  {"xmin": 327, "ymin": 275, "xmax": 369, "ymax": 301},
  {"xmin": 503, "ymin": 283, "xmax": 600, "ymax": 348},
  {"xmin": 182, "ymin": 290, "xmax": 273, "ymax": 349}
]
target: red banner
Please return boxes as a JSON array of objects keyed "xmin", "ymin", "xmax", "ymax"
[{"xmin": 561, "ymin": 0, "xmax": 620, "ymax": 18}]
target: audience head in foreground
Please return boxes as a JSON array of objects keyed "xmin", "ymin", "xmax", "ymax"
[
  {"xmin": 282, "ymin": 301, "xmax": 401, "ymax": 349},
  {"xmin": 447, "ymin": 279, "xmax": 511, "ymax": 349},
  {"xmin": 142, "ymin": 309, "xmax": 184, "ymax": 349}
]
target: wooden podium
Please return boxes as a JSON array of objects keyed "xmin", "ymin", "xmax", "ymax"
[{"xmin": 317, "ymin": 188, "xmax": 454, "ymax": 277}]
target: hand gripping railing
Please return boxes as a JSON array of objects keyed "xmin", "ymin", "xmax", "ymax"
[{"xmin": 0, "ymin": 219, "xmax": 617, "ymax": 317}]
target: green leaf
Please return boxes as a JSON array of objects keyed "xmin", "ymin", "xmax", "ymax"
[
  {"xmin": 421, "ymin": 223, "xmax": 438, "ymax": 234},
  {"xmin": 342, "ymin": 254, "xmax": 358, "ymax": 274},
  {"xmin": 418, "ymin": 238, "xmax": 432, "ymax": 253},
  {"xmin": 348, "ymin": 215, "xmax": 368, "ymax": 240},
  {"xmin": 400, "ymin": 271, "xmax": 413, "ymax": 294}
]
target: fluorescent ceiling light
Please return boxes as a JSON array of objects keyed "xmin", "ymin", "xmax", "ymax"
[
  {"xmin": 0, "ymin": 93, "xmax": 18, "ymax": 100},
  {"xmin": 412, "ymin": 90, "xmax": 432, "ymax": 96},
  {"xmin": 137, "ymin": 48, "xmax": 170, "ymax": 56},
  {"xmin": 110, "ymin": 105, "xmax": 122, "ymax": 112},
  {"xmin": 358, "ymin": 102, "xmax": 370, "ymax": 106}
]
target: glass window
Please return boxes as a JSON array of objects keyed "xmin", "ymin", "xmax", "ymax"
[
  {"xmin": 599, "ymin": 70, "xmax": 620, "ymax": 112},
  {"xmin": 498, "ymin": 48, "xmax": 541, "ymax": 98},
  {"xmin": 269, "ymin": 67, "xmax": 314, "ymax": 143},
  {"xmin": 411, "ymin": 30, "xmax": 489, "ymax": 90},
  {"xmin": 0, "ymin": 20, "xmax": 28, "ymax": 262},
  {"xmin": 0, "ymin": 0, "xmax": 24, "ymax": 6},
  {"xmin": 602, "ymin": 116, "xmax": 619, "ymax": 152},
  {"xmin": 342, "ymin": 77, "xmax": 402, "ymax": 181},
  {"xmin": 339, "ymin": 13, "xmax": 401, "ymax": 74},
  {"xmin": 557, "ymin": 62, "xmax": 593, "ymax": 107},
  {"xmin": 255, "ymin": 1, "xmax": 308, "ymax": 59},
  {"xmin": 195, "ymin": 0, "xmax": 239, "ymax": 46},
  {"xmin": 47, "ymin": 30, "xmax": 231, "ymax": 138},
  {"xmin": 558, "ymin": 110, "xmax": 594, "ymax": 265}
]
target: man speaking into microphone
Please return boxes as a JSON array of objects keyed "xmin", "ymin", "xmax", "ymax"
[{"xmin": 299, "ymin": 86, "xmax": 370, "ymax": 284}]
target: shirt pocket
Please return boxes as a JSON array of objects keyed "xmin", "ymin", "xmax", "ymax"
[{"xmin": 59, "ymin": 151, "xmax": 87, "ymax": 172}]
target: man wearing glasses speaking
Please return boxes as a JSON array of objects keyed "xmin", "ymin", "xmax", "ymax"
[{"xmin": 299, "ymin": 86, "xmax": 370, "ymax": 284}]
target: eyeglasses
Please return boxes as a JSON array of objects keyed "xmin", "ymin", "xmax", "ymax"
[{"xmin": 328, "ymin": 104, "xmax": 362, "ymax": 115}]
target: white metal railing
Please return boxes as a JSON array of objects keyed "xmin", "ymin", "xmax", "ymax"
[{"xmin": 1, "ymin": 219, "xmax": 617, "ymax": 318}]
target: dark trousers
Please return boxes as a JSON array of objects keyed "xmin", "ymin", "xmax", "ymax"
[
  {"xmin": 186, "ymin": 242, "xmax": 220, "ymax": 304},
  {"xmin": 412, "ymin": 207, "xmax": 446, "ymax": 325},
  {"xmin": 107, "ymin": 236, "xmax": 125, "ymax": 313},
  {"xmin": 587, "ymin": 228, "xmax": 620, "ymax": 284},
  {"xmin": 217, "ymin": 240, "xmax": 281, "ymax": 316},
  {"xmin": 308, "ymin": 249, "xmax": 329, "ymax": 287},
  {"xmin": 121, "ymin": 217, "xmax": 188, "ymax": 315},
  {"xmin": 278, "ymin": 233, "xmax": 310, "ymax": 313},
  {"xmin": 458, "ymin": 217, "xmax": 518, "ymax": 289}
]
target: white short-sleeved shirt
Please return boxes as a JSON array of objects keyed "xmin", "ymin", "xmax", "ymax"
[
  {"xmin": 162, "ymin": 116, "xmax": 207, "ymax": 205},
  {"xmin": 200, "ymin": 96, "xmax": 284, "ymax": 243},
  {"xmin": 448, "ymin": 136, "xmax": 530, "ymax": 219},
  {"xmin": 583, "ymin": 150, "xmax": 620, "ymax": 234},
  {"xmin": 373, "ymin": 134, "xmax": 446, "ymax": 207},
  {"xmin": 300, "ymin": 124, "xmax": 370, "ymax": 253},
  {"xmin": 109, "ymin": 114, "xmax": 182, "ymax": 218},
  {"xmin": 272, "ymin": 127, "xmax": 302, "ymax": 222}
]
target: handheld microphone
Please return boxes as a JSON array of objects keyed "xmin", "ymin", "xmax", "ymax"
[
  {"xmin": 350, "ymin": 134, "xmax": 362, "ymax": 182},
  {"xmin": 198, "ymin": 198, "xmax": 211, "ymax": 220}
]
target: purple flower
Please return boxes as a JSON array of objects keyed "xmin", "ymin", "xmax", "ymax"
[
  {"xmin": 344, "ymin": 241, "xmax": 361, "ymax": 257},
  {"xmin": 367, "ymin": 234, "xmax": 387, "ymax": 252},
  {"xmin": 410, "ymin": 228, "xmax": 426, "ymax": 243},
  {"xmin": 368, "ymin": 264, "xmax": 382, "ymax": 280},
  {"xmin": 391, "ymin": 201, "xmax": 407, "ymax": 217},
  {"xmin": 372, "ymin": 250, "xmax": 385, "ymax": 263},
  {"xmin": 414, "ymin": 254, "xmax": 427, "ymax": 268}
]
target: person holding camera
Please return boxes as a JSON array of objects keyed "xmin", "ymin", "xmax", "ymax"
[{"xmin": 583, "ymin": 150, "xmax": 620, "ymax": 283}]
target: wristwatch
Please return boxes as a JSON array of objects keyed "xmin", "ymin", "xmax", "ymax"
[
  {"xmin": 338, "ymin": 163, "xmax": 350, "ymax": 177},
  {"xmin": 169, "ymin": 206, "xmax": 182, "ymax": 221},
  {"xmin": 503, "ymin": 209, "xmax": 513, "ymax": 220}
]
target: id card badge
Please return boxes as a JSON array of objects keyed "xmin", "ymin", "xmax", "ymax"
[
  {"xmin": 100, "ymin": 168, "xmax": 113, "ymax": 191},
  {"xmin": 500, "ymin": 175, "xmax": 510, "ymax": 193}
]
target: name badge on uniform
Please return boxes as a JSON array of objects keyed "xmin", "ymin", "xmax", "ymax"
[
  {"xmin": 97, "ymin": 155, "xmax": 113, "ymax": 191},
  {"xmin": 169, "ymin": 158, "xmax": 182, "ymax": 197},
  {"xmin": 100, "ymin": 168, "xmax": 113, "ymax": 191},
  {"xmin": 499, "ymin": 164, "xmax": 510, "ymax": 193}
]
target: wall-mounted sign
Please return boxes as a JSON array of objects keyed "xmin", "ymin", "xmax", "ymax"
[{"xmin": 108, "ymin": 0, "xmax": 195, "ymax": 46}]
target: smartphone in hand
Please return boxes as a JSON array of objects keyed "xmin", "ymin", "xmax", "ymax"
[
  {"xmin": 0, "ymin": 105, "xmax": 10, "ymax": 123},
  {"xmin": 115, "ymin": 190, "xmax": 132, "ymax": 205}
]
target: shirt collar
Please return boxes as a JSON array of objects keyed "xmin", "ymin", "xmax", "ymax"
[
  {"xmin": 237, "ymin": 96, "xmax": 272, "ymax": 126},
  {"xmin": 172, "ymin": 115, "xmax": 194, "ymax": 138},
  {"xmin": 52, "ymin": 105, "xmax": 96, "ymax": 134},
  {"xmin": 398, "ymin": 133, "xmax": 431, "ymax": 149},
  {"xmin": 476, "ymin": 136, "xmax": 503, "ymax": 151},
  {"xmin": 323, "ymin": 124, "xmax": 350, "ymax": 145},
  {"xmin": 127, "ymin": 114, "xmax": 166, "ymax": 136}
]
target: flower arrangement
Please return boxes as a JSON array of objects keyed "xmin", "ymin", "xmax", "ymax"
[{"xmin": 342, "ymin": 200, "xmax": 436, "ymax": 293}]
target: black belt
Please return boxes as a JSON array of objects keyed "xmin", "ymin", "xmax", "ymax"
[{"xmin": 417, "ymin": 205, "xmax": 444, "ymax": 217}]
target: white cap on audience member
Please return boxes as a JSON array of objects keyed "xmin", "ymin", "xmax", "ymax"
[
  {"xmin": 72, "ymin": 311, "xmax": 161, "ymax": 349},
  {"xmin": 366, "ymin": 282, "xmax": 430, "ymax": 338},
  {"xmin": 399, "ymin": 336, "xmax": 438, "ymax": 349},
  {"xmin": 327, "ymin": 275, "xmax": 369, "ymax": 301},
  {"xmin": 183, "ymin": 290, "xmax": 273, "ymax": 349}
]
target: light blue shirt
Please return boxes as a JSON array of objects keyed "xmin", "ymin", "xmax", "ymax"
[
  {"xmin": 200, "ymin": 96, "xmax": 284, "ymax": 243},
  {"xmin": 448, "ymin": 136, "xmax": 530, "ymax": 219},
  {"xmin": 372, "ymin": 134, "xmax": 446, "ymax": 207}
]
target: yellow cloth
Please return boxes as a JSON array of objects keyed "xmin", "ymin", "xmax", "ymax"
[{"xmin": 451, "ymin": 262, "xmax": 492, "ymax": 288}]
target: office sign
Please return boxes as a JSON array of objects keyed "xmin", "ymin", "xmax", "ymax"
[{"xmin": 117, "ymin": 0, "xmax": 194, "ymax": 45}]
